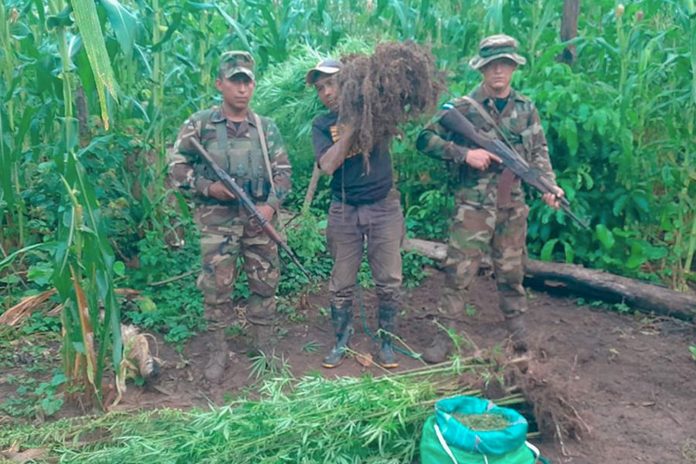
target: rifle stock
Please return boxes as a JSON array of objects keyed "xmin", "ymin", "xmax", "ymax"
[
  {"xmin": 190, "ymin": 138, "xmax": 311, "ymax": 279},
  {"xmin": 440, "ymin": 109, "xmax": 589, "ymax": 229}
]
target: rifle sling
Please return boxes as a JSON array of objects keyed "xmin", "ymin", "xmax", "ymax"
[
  {"xmin": 252, "ymin": 112, "xmax": 277, "ymax": 198},
  {"xmin": 211, "ymin": 111, "xmax": 277, "ymax": 211},
  {"xmin": 461, "ymin": 96, "xmax": 518, "ymax": 207}
]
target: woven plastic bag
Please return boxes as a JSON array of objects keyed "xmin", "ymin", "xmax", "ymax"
[{"xmin": 420, "ymin": 396, "xmax": 542, "ymax": 464}]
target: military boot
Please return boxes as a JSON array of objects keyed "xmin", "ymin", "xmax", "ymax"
[
  {"xmin": 505, "ymin": 315, "xmax": 528, "ymax": 354},
  {"xmin": 204, "ymin": 329, "xmax": 228, "ymax": 384},
  {"xmin": 376, "ymin": 305, "xmax": 399, "ymax": 369},
  {"xmin": 322, "ymin": 303, "xmax": 353, "ymax": 368},
  {"xmin": 422, "ymin": 326, "xmax": 453, "ymax": 364},
  {"xmin": 248, "ymin": 323, "xmax": 276, "ymax": 357},
  {"xmin": 247, "ymin": 294, "xmax": 277, "ymax": 356}
]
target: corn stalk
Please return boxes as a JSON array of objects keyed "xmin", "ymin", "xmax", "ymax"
[
  {"xmin": 0, "ymin": 2, "xmax": 26, "ymax": 249},
  {"xmin": 48, "ymin": 0, "xmax": 123, "ymax": 408}
]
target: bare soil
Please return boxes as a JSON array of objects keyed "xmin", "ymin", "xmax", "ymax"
[{"xmin": 2, "ymin": 269, "xmax": 695, "ymax": 463}]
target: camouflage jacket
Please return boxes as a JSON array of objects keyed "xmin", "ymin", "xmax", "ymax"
[
  {"xmin": 416, "ymin": 84, "xmax": 555, "ymax": 206},
  {"xmin": 169, "ymin": 106, "xmax": 292, "ymax": 211}
]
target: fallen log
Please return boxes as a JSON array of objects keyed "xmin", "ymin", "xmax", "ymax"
[
  {"xmin": 403, "ymin": 238, "xmax": 696, "ymax": 321},
  {"xmin": 523, "ymin": 260, "xmax": 696, "ymax": 321}
]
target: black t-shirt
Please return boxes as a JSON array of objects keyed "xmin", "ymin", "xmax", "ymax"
[{"xmin": 311, "ymin": 112, "xmax": 394, "ymax": 205}]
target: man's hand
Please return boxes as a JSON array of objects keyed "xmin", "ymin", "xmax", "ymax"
[
  {"xmin": 465, "ymin": 148, "xmax": 502, "ymax": 171},
  {"xmin": 542, "ymin": 185, "xmax": 565, "ymax": 210},
  {"xmin": 208, "ymin": 181, "xmax": 236, "ymax": 201},
  {"xmin": 318, "ymin": 125, "xmax": 355, "ymax": 176},
  {"xmin": 255, "ymin": 204, "xmax": 275, "ymax": 223}
]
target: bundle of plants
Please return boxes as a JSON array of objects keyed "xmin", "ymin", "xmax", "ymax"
[
  {"xmin": 452, "ymin": 412, "xmax": 510, "ymax": 431},
  {"xmin": 254, "ymin": 38, "xmax": 373, "ymax": 146},
  {"xmin": 337, "ymin": 41, "xmax": 445, "ymax": 158},
  {"xmin": 0, "ymin": 361, "xmax": 524, "ymax": 463}
]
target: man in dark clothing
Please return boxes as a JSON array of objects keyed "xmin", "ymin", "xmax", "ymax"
[{"xmin": 307, "ymin": 59, "xmax": 404, "ymax": 369}]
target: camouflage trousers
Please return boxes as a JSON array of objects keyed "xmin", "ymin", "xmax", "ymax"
[
  {"xmin": 194, "ymin": 204, "xmax": 280, "ymax": 326},
  {"xmin": 439, "ymin": 199, "xmax": 529, "ymax": 321},
  {"xmin": 327, "ymin": 189, "xmax": 404, "ymax": 311}
]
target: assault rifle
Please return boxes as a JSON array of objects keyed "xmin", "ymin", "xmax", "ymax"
[
  {"xmin": 440, "ymin": 109, "xmax": 589, "ymax": 229},
  {"xmin": 190, "ymin": 138, "xmax": 311, "ymax": 279}
]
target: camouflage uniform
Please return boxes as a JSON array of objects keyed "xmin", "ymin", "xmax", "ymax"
[
  {"xmin": 169, "ymin": 63, "xmax": 291, "ymax": 332},
  {"xmin": 416, "ymin": 35, "xmax": 556, "ymax": 354}
]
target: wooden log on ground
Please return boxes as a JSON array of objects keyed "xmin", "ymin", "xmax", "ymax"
[
  {"xmin": 403, "ymin": 238, "xmax": 696, "ymax": 321},
  {"xmin": 524, "ymin": 260, "xmax": 696, "ymax": 321}
]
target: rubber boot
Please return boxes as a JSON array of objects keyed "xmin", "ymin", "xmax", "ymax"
[
  {"xmin": 204, "ymin": 329, "xmax": 228, "ymax": 384},
  {"xmin": 322, "ymin": 303, "xmax": 353, "ymax": 368},
  {"xmin": 422, "ymin": 326, "xmax": 453, "ymax": 364},
  {"xmin": 376, "ymin": 305, "xmax": 399, "ymax": 369}
]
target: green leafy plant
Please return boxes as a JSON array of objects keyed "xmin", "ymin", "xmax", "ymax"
[{"xmin": 0, "ymin": 361, "xmax": 522, "ymax": 463}]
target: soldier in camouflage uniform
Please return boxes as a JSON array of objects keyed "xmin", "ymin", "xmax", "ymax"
[
  {"xmin": 416, "ymin": 35, "xmax": 563, "ymax": 363},
  {"xmin": 169, "ymin": 51, "xmax": 292, "ymax": 383}
]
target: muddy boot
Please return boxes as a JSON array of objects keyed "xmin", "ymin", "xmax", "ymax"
[
  {"xmin": 204, "ymin": 329, "xmax": 228, "ymax": 384},
  {"xmin": 506, "ymin": 315, "xmax": 528, "ymax": 354},
  {"xmin": 247, "ymin": 294, "xmax": 277, "ymax": 356},
  {"xmin": 249, "ymin": 323, "xmax": 276, "ymax": 357},
  {"xmin": 322, "ymin": 303, "xmax": 353, "ymax": 368},
  {"xmin": 376, "ymin": 305, "xmax": 399, "ymax": 369},
  {"xmin": 422, "ymin": 327, "xmax": 453, "ymax": 364}
]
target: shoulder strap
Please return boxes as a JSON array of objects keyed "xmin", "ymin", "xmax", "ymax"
[
  {"xmin": 214, "ymin": 118, "xmax": 228, "ymax": 152},
  {"xmin": 461, "ymin": 96, "xmax": 515, "ymax": 149},
  {"xmin": 252, "ymin": 112, "xmax": 277, "ymax": 196}
]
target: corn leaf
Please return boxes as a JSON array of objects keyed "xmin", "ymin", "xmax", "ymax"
[
  {"xmin": 70, "ymin": 0, "xmax": 120, "ymax": 130},
  {"xmin": 100, "ymin": 0, "xmax": 139, "ymax": 59}
]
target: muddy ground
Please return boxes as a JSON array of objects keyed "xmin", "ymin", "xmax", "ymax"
[{"xmin": 2, "ymin": 269, "xmax": 695, "ymax": 463}]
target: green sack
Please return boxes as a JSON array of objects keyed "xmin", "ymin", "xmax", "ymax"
[{"xmin": 420, "ymin": 396, "xmax": 541, "ymax": 464}]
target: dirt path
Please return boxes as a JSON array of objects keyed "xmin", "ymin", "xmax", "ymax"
[{"xmin": 3, "ymin": 270, "xmax": 695, "ymax": 462}]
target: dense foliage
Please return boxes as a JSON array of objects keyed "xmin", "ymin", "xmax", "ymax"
[{"xmin": 1, "ymin": 0, "xmax": 694, "ymax": 404}]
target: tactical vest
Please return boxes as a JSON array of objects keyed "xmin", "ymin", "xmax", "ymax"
[{"xmin": 195, "ymin": 110, "xmax": 271, "ymax": 201}]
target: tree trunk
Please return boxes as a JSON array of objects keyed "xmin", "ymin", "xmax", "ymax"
[
  {"xmin": 524, "ymin": 260, "xmax": 696, "ymax": 320},
  {"xmin": 402, "ymin": 238, "xmax": 696, "ymax": 321},
  {"xmin": 558, "ymin": 0, "xmax": 580, "ymax": 65}
]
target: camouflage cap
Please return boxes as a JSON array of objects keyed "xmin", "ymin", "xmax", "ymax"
[
  {"xmin": 468, "ymin": 34, "xmax": 526, "ymax": 70},
  {"xmin": 305, "ymin": 58, "xmax": 342, "ymax": 85},
  {"xmin": 219, "ymin": 51, "xmax": 255, "ymax": 80}
]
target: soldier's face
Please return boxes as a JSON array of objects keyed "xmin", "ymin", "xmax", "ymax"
[
  {"xmin": 314, "ymin": 74, "xmax": 338, "ymax": 111},
  {"xmin": 481, "ymin": 58, "xmax": 517, "ymax": 95},
  {"xmin": 216, "ymin": 74, "xmax": 255, "ymax": 112}
]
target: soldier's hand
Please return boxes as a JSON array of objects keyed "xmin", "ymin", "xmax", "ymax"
[
  {"xmin": 542, "ymin": 186, "xmax": 564, "ymax": 210},
  {"xmin": 208, "ymin": 181, "xmax": 237, "ymax": 201},
  {"xmin": 256, "ymin": 204, "xmax": 275, "ymax": 223},
  {"xmin": 465, "ymin": 149, "xmax": 502, "ymax": 171}
]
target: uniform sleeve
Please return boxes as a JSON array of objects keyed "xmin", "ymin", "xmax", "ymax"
[
  {"xmin": 526, "ymin": 104, "xmax": 556, "ymax": 183},
  {"xmin": 415, "ymin": 106, "xmax": 469, "ymax": 163},
  {"xmin": 263, "ymin": 119, "xmax": 292, "ymax": 212},
  {"xmin": 168, "ymin": 116, "xmax": 214, "ymax": 197}
]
